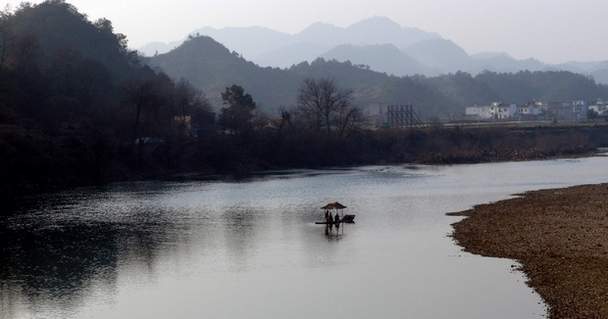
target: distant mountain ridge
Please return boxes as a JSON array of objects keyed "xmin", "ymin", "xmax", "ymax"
[
  {"xmin": 321, "ymin": 44, "xmax": 431, "ymax": 76},
  {"xmin": 148, "ymin": 36, "xmax": 608, "ymax": 119},
  {"xmin": 139, "ymin": 17, "xmax": 608, "ymax": 84},
  {"xmin": 140, "ymin": 17, "xmax": 439, "ymax": 67}
]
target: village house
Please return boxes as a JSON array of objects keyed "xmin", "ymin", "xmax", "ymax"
[
  {"xmin": 547, "ymin": 100, "xmax": 588, "ymax": 123},
  {"xmin": 589, "ymin": 99, "xmax": 608, "ymax": 117},
  {"xmin": 465, "ymin": 105, "xmax": 492, "ymax": 120},
  {"xmin": 516, "ymin": 101, "xmax": 545, "ymax": 120},
  {"xmin": 173, "ymin": 115, "xmax": 194, "ymax": 137},
  {"xmin": 491, "ymin": 102, "xmax": 518, "ymax": 120},
  {"xmin": 466, "ymin": 100, "xmax": 591, "ymax": 123},
  {"xmin": 572, "ymin": 100, "xmax": 589, "ymax": 122},
  {"xmin": 465, "ymin": 102, "xmax": 517, "ymax": 121}
]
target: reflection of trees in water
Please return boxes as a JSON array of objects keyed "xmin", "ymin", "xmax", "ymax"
[
  {"xmin": 0, "ymin": 218, "xmax": 182, "ymax": 314},
  {"xmin": 221, "ymin": 208, "xmax": 264, "ymax": 271},
  {"xmin": 0, "ymin": 223, "xmax": 119, "ymax": 296},
  {"xmin": 1, "ymin": 281, "xmax": 21, "ymax": 319}
]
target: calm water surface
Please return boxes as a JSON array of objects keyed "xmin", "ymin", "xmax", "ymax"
[{"xmin": 3, "ymin": 156, "xmax": 608, "ymax": 319}]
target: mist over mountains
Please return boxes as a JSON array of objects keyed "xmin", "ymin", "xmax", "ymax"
[
  {"xmin": 148, "ymin": 35, "xmax": 608, "ymax": 118},
  {"xmin": 140, "ymin": 17, "xmax": 608, "ymax": 84},
  {"xmin": 321, "ymin": 44, "xmax": 430, "ymax": 76},
  {"xmin": 141, "ymin": 17, "xmax": 438, "ymax": 67}
]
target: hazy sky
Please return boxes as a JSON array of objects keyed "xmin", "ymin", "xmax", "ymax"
[{"xmin": 6, "ymin": 0, "xmax": 608, "ymax": 63}]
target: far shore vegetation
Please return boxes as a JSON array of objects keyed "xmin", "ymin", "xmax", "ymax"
[{"xmin": 1, "ymin": 1, "xmax": 608, "ymax": 202}]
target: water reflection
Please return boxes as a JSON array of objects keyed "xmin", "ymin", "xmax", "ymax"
[
  {"xmin": 222, "ymin": 208, "xmax": 264, "ymax": 271},
  {"xmin": 2, "ymin": 157, "xmax": 608, "ymax": 319},
  {"xmin": 0, "ymin": 191, "xmax": 190, "ymax": 318},
  {"xmin": 2, "ymin": 226, "xmax": 96, "ymax": 314}
]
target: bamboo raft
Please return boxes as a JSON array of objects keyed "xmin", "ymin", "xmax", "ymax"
[{"xmin": 315, "ymin": 214, "xmax": 356, "ymax": 225}]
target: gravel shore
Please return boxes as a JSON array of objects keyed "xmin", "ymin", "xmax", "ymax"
[{"xmin": 450, "ymin": 184, "xmax": 608, "ymax": 318}]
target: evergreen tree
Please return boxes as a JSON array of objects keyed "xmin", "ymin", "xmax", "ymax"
[{"xmin": 218, "ymin": 85, "xmax": 256, "ymax": 134}]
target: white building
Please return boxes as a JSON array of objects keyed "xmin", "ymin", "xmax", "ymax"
[
  {"xmin": 466, "ymin": 102, "xmax": 517, "ymax": 121},
  {"xmin": 517, "ymin": 101, "xmax": 545, "ymax": 117},
  {"xmin": 547, "ymin": 100, "xmax": 588, "ymax": 122},
  {"xmin": 490, "ymin": 102, "xmax": 517, "ymax": 120},
  {"xmin": 589, "ymin": 99, "xmax": 608, "ymax": 116},
  {"xmin": 465, "ymin": 105, "xmax": 493, "ymax": 120}
]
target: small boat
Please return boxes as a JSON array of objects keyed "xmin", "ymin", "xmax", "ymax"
[
  {"xmin": 314, "ymin": 215, "xmax": 356, "ymax": 225},
  {"xmin": 316, "ymin": 202, "xmax": 355, "ymax": 225},
  {"xmin": 342, "ymin": 215, "xmax": 356, "ymax": 224}
]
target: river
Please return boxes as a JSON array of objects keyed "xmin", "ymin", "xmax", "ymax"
[{"xmin": 2, "ymin": 155, "xmax": 608, "ymax": 319}]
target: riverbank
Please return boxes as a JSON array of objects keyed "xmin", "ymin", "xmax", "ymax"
[
  {"xmin": 3, "ymin": 125, "xmax": 605, "ymax": 204},
  {"xmin": 450, "ymin": 184, "xmax": 608, "ymax": 318}
]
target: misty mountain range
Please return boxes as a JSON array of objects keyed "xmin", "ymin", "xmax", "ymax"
[
  {"xmin": 148, "ymin": 35, "xmax": 608, "ymax": 119},
  {"xmin": 139, "ymin": 17, "xmax": 608, "ymax": 84}
]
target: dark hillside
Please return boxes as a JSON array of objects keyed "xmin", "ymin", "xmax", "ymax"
[
  {"xmin": 149, "ymin": 36, "xmax": 299, "ymax": 112},
  {"xmin": 5, "ymin": 0, "xmax": 137, "ymax": 78},
  {"xmin": 476, "ymin": 71, "xmax": 606, "ymax": 104},
  {"xmin": 151, "ymin": 36, "xmax": 608, "ymax": 118},
  {"xmin": 150, "ymin": 37, "xmax": 456, "ymax": 117},
  {"xmin": 0, "ymin": 1, "xmax": 214, "ymax": 198}
]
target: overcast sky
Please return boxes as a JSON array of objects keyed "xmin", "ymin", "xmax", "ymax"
[{"xmin": 6, "ymin": 0, "xmax": 608, "ymax": 63}]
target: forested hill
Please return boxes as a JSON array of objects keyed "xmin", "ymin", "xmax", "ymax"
[
  {"xmin": 148, "ymin": 36, "xmax": 301, "ymax": 114},
  {"xmin": 150, "ymin": 36, "xmax": 608, "ymax": 118},
  {"xmin": 148, "ymin": 36, "xmax": 458, "ymax": 116},
  {"xmin": 0, "ymin": 1, "xmax": 215, "ymax": 196},
  {"xmin": 3, "ymin": 0, "xmax": 137, "ymax": 79},
  {"xmin": 0, "ymin": 1, "xmax": 214, "ymax": 136}
]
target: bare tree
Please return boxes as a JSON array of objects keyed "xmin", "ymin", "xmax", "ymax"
[
  {"xmin": 296, "ymin": 78, "xmax": 361, "ymax": 136},
  {"xmin": 278, "ymin": 106, "xmax": 293, "ymax": 132},
  {"xmin": 0, "ymin": 6, "xmax": 10, "ymax": 66}
]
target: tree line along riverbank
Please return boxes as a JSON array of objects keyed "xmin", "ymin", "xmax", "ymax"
[{"xmin": 2, "ymin": 123, "xmax": 608, "ymax": 202}]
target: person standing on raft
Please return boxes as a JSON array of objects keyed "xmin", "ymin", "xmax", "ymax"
[{"xmin": 334, "ymin": 212, "xmax": 340, "ymax": 229}]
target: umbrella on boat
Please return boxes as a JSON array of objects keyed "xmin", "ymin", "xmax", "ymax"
[
  {"xmin": 322, "ymin": 202, "xmax": 349, "ymax": 223},
  {"xmin": 321, "ymin": 202, "xmax": 347, "ymax": 210},
  {"xmin": 316, "ymin": 202, "xmax": 355, "ymax": 225}
]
